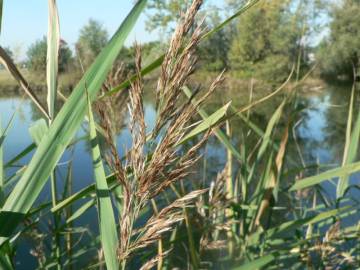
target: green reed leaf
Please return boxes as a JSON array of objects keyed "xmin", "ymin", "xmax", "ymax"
[
  {"xmin": 47, "ymin": 0, "xmax": 60, "ymax": 121},
  {"xmin": 0, "ymin": 0, "xmax": 146, "ymax": 243},
  {"xmin": 87, "ymin": 94, "xmax": 119, "ymax": 270},
  {"xmin": 178, "ymin": 101, "xmax": 231, "ymax": 145},
  {"xmin": 337, "ymin": 83, "xmax": 359, "ymax": 198},
  {"xmin": 290, "ymin": 161, "xmax": 360, "ymax": 191}
]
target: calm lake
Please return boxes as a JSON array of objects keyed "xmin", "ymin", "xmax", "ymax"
[{"xmin": 1, "ymin": 82, "xmax": 359, "ymax": 268}]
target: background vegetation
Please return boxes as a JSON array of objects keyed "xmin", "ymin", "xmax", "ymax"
[{"xmin": 0, "ymin": 0, "xmax": 359, "ymax": 269}]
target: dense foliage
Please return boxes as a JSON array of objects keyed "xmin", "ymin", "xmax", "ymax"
[
  {"xmin": 228, "ymin": 0, "xmax": 301, "ymax": 81},
  {"xmin": 26, "ymin": 37, "xmax": 72, "ymax": 73},
  {"xmin": 317, "ymin": 0, "xmax": 360, "ymax": 80},
  {"xmin": 75, "ymin": 19, "xmax": 109, "ymax": 69},
  {"xmin": 146, "ymin": 0, "xmax": 193, "ymax": 32}
]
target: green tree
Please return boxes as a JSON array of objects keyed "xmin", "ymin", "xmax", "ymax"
[
  {"xmin": 75, "ymin": 19, "xmax": 108, "ymax": 68},
  {"xmin": 228, "ymin": 0, "xmax": 300, "ymax": 81},
  {"xmin": 27, "ymin": 37, "xmax": 73, "ymax": 73},
  {"xmin": 198, "ymin": 7, "xmax": 231, "ymax": 71},
  {"xmin": 58, "ymin": 40, "xmax": 73, "ymax": 73},
  {"xmin": 146, "ymin": 0, "xmax": 193, "ymax": 33},
  {"xmin": 317, "ymin": 0, "xmax": 360, "ymax": 80},
  {"xmin": 146, "ymin": 1, "xmax": 232, "ymax": 71},
  {"xmin": 27, "ymin": 38, "xmax": 47, "ymax": 72}
]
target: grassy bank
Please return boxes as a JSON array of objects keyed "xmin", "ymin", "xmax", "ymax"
[{"xmin": 0, "ymin": 68, "xmax": 80, "ymax": 94}]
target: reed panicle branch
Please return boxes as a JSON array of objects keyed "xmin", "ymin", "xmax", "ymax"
[
  {"xmin": 109, "ymin": 1, "xmax": 228, "ymax": 265},
  {"xmin": 154, "ymin": 0, "xmax": 204, "ymax": 135}
]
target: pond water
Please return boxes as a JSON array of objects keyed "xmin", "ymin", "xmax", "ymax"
[{"xmin": 0, "ymin": 82, "xmax": 359, "ymax": 268}]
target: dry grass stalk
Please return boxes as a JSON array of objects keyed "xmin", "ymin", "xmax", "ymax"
[
  {"xmin": 92, "ymin": 0, "xmax": 227, "ymax": 265},
  {"xmin": 130, "ymin": 190, "xmax": 208, "ymax": 254},
  {"xmin": 128, "ymin": 44, "xmax": 146, "ymax": 181},
  {"xmin": 27, "ymin": 223, "xmax": 46, "ymax": 267},
  {"xmin": 139, "ymin": 250, "xmax": 171, "ymax": 270},
  {"xmin": 154, "ymin": 0, "xmax": 204, "ymax": 135},
  {"xmin": 254, "ymin": 122, "xmax": 289, "ymax": 228},
  {"xmin": 318, "ymin": 221, "xmax": 355, "ymax": 268},
  {"xmin": 198, "ymin": 168, "xmax": 232, "ymax": 253},
  {"xmin": 137, "ymin": 70, "xmax": 224, "ymax": 200},
  {"xmin": 96, "ymin": 64, "xmax": 128, "ymax": 188},
  {"xmin": 298, "ymin": 221, "xmax": 356, "ymax": 268},
  {"xmin": 118, "ymin": 46, "xmax": 146, "ymax": 260}
]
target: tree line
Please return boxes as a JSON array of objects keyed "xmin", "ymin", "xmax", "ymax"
[
  {"xmin": 147, "ymin": 0, "xmax": 360, "ymax": 82},
  {"xmin": 26, "ymin": 19, "xmax": 108, "ymax": 74},
  {"xmin": 4, "ymin": 0, "xmax": 360, "ymax": 82}
]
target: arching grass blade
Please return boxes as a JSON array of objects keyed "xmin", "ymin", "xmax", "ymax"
[{"xmin": 0, "ymin": 0, "xmax": 147, "ymax": 244}]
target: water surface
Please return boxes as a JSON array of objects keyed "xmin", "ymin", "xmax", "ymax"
[{"xmin": 1, "ymin": 83, "xmax": 358, "ymax": 268}]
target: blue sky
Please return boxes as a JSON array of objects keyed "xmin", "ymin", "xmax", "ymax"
[
  {"xmin": 0, "ymin": 0, "xmax": 158, "ymax": 59},
  {"xmin": 0, "ymin": 1, "xmax": 328, "ymax": 60}
]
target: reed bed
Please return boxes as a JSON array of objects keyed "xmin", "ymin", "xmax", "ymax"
[{"xmin": 0, "ymin": 0, "xmax": 359, "ymax": 269}]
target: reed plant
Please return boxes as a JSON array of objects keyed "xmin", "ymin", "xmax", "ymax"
[{"xmin": 0, "ymin": 0, "xmax": 359, "ymax": 269}]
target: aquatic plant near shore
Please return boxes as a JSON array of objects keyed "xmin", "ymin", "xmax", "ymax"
[{"xmin": 0, "ymin": 0, "xmax": 359, "ymax": 269}]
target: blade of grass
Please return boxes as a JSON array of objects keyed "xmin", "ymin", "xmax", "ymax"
[
  {"xmin": 0, "ymin": 117, "xmax": 3, "ymax": 205},
  {"xmin": 30, "ymin": 117, "xmax": 60, "ymax": 266},
  {"xmin": 182, "ymin": 86, "xmax": 244, "ymax": 163},
  {"xmin": 4, "ymin": 143, "xmax": 36, "ymax": 168},
  {"xmin": 254, "ymin": 123, "xmax": 289, "ymax": 227},
  {"xmin": 51, "ymin": 174, "xmax": 117, "ymax": 213},
  {"xmin": 267, "ymin": 206, "xmax": 351, "ymax": 239},
  {"xmin": 247, "ymin": 206, "xmax": 350, "ymax": 246},
  {"xmin": 258, "ymin": 101, "xmax": 286, "ymax": 159},
  {"xmin": 290, "ymin": 161, "xmax": 360, "ymax": 191},
  {"xmin": 65, "ymin": 199, "xmax": 95, "ymax": 225},
  {"xmin": 342, "ymin": 83, "xmax": 355, "ymax": 168},
  {"xmin": 247, "ymin": 100, "xmax": 286, "ymax": 187},
  {"xmin": 245, "ymin": 101, "xmax": 286, "ymax": 231},
  {"xmin": 178, "ymin": 101, "xmax": 231, "ymax": 145},
  {"xmin": 47, "ymin": 1, "xmax": 61, "ymax": 266},
  {"xmin": 247, "ymin": 151, "xmax": 274, "ymax": 231},
  {"xmin": 337, "ymin": 82, "xmax": 359, "ymax": 198},
  {"xmin": 0, "ymin": 249, "xmax": 13, "ymax": 270},
  {"xmin": 232, "ymin": 252, "xmax": 279, "ymax": 270},
  {"xmin": 182, "ymin": 86, "xmax": 293, "ymax": 168},
  {"xmin": 225, "ymin": 120, "xmax": 234, "ymax": 256},
  {"xmin": 0, "ymin": 0, "xmax": 146, "ymax": 243},
  {"xmin": 203, "ymin": 0, "xmax": 261, "ymax": 41},
  {"xmin": 0, "ymin": 112, "xmax": 16, "ymax": 149},
  {"xmin": 3, "ymin": 167, "xmax": 26, "ymax": 190},
  {"xmin": 5, "ymin": 135, "xmax": 87, "ymax": 169},
  {"xmin": 228, "ymin": 66, "xmax": 294, "ymax": 118},
  {"xmin": 87, "ymin": 95, "xmax": 119, "ymax": 270},
  {"xmin": 29, "ymin": 119, "xmax": 49, "ymax": 145},
  {"xmin": 0, "ymin": 113, "xmax": 16, "ymax": 205},
  {"xmin": 47, "ymin": 0, "xmax": 60, "ymax": 121}
]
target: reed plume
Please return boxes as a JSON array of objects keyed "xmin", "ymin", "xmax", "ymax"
[{"xmin": 96, "ymin": 0, "xmax": 229, "ymax": 267}]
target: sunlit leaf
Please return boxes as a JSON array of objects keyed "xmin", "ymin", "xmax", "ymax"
[
  {"xmin": 290, "ymin": 161, "xmax": 360, "ymax": 191},
  {"xmin": 178, "ymin": 101, "xmax": 231, "ymax": 145},
  {"xmin": 47, "ymin": 0, "xmax": 60, "ymax": 121},
  {"xmin": 87, "ymin": 95, "xmax": 119, "ymax": 270},
  {"xmin": 0, "ymin": 0, "xmax": 146, "ymax": 243}
]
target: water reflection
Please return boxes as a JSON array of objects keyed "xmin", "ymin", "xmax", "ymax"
[
  {"xmin": 297, "ymin": 87, "xmax": 350, "ymax": 166},
  {"xmin": 0, "ymin": 82, "xmax": 357, "ymax": 268}
]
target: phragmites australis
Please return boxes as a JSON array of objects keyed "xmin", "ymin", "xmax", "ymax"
[{"xmin": 96, "ymin": 0, "xmax": 227, "ymax": 266}]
